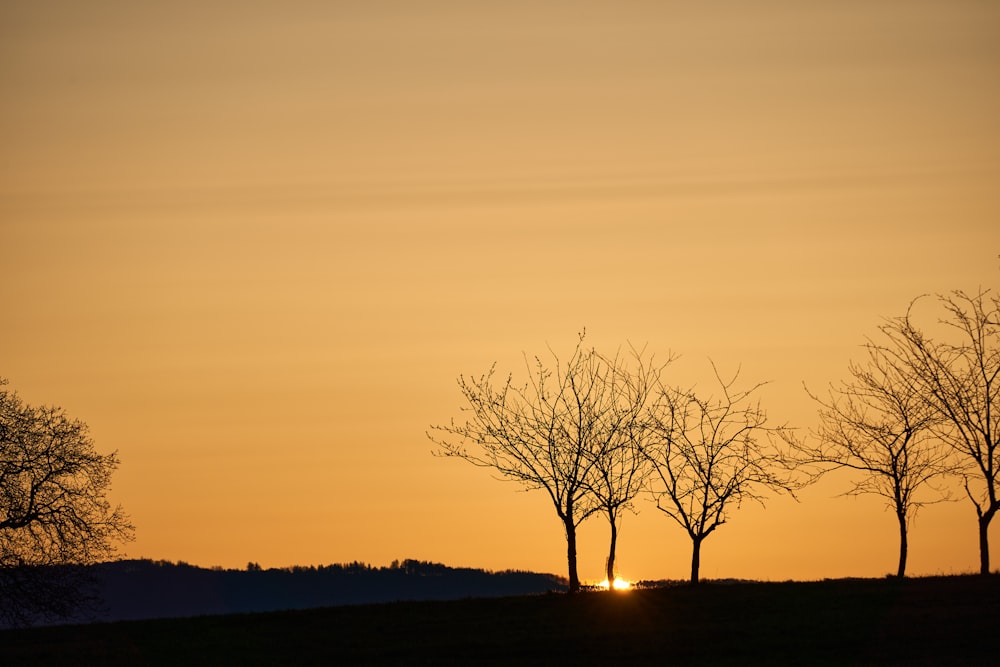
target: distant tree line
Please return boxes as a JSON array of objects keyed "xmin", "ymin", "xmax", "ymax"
[
  {"xmin": 430, "ymin": 288, "xmax": 999, "ymax": 589},
  {"xmin": 242, "ymin": 557, "xmax": 547, "ymax": 578}
]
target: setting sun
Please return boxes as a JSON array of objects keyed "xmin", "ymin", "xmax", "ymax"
[{"xmin": 597, "ymin": 578, "xmax": 632, "ymax": 591}]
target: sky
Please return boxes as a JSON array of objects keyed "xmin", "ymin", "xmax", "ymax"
[{"xmin": 2, "ymin": 1, "xmax": 999, "ymax": 583}]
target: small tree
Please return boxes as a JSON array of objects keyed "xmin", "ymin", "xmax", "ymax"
[
  {"xmin": 582, "ymin": 345, "xmax": 667, "ymax": 588},
  {"xmin": 878, "ymin": 290, "xmax": 1000, "ymax": 574},
  {"xmin": 795, "ymin": 343, "xmax": 952, "ymax": 577},
  {"xmin": 644, "ymin": 363, "xmax": 791, "ymax": 584},
  {"xmin": 429, "ymin": 335, "xmax": 665, "ymax": 592},
  {"xmin": 0, "ymin": 379, "xmax": 133, "ymax": 625}
]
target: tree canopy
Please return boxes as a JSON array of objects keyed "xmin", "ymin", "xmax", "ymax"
[{"xmin": 0, "ymin": 379, "xmax": 133, "ymax": 625}]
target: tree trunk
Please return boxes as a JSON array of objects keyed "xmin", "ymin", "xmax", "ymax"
[
  {"xmin": 565, "ymin": 516, "xmax": 580, "ymax": 593},
  {"xmin": 896, "ymin": 510, "xmax": 908, "ymax": 578},
  {"xmin": 978, "ymin": 510, "xmax": 994, "ymax": 575},
  {"xmin": 690, "ymin": 536, "xmax": 702, "ymax": 584},
  {"xmin": 606, "ymin": 516, "xmax": 618, "ymax": 588}
]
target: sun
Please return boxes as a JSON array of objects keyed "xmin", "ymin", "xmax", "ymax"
[{"xmin": 597, "ymin": 577, "xmax": 632, "ymax": 591}]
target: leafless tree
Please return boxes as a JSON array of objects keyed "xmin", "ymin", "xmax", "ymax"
[
  {"xmin": 643, "ymin": 363, "xmax": 791, "ymax": 584},
  {"xmin": 794, "ymin": 343, "xmax": 953, "ymax": 577},
  {"xmin": 581, "ymin": 345, "xmax": 667, "ymax": 588},
  {"xmin": 0, "ymin": 379, "xmax": 134, "ymax": 625},
  {"xmin": 878, "ymin": 290, "xmax": 1000, "ymax": 574},
  {"xmin": 429, "ymin": 335, "xmax": 667, "ymax": 593}
]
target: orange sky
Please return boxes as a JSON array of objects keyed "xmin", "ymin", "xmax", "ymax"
[{"xmin": 2, "ymin": 1, "xmax": 999, "ymax": 582}]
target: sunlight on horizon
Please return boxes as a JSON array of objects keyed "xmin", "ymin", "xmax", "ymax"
[{"xmin": 596, "ymin": 577, "xmax": 633, "ymax": 592}]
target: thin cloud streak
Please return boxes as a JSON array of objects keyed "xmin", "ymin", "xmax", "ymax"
[{"xmin": 3, "ymin": 161, "xmax": 996, "ymax": 216}]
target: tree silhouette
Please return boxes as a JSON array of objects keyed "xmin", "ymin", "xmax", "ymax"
[
  {"xmin": 878, "ymin": 290, "xmax": 1000, "ymax": 574},
  {"xmin": 581, "ymin": 345, "xmax": 666, "ymax": 588},
  {"xmin": 643, "ymin": 363, "xmax": 791, "ymax": 584},
  {"xmin": 430, "ymin": 334, "xmax": 667, "ymax": 592},
  {"xmin": 794, "ymin": 343, "xmax": 953, "ymax": 577},
  {"xmin": 0, "ymin": 378, "xmax": 133, "ymax": 625}
]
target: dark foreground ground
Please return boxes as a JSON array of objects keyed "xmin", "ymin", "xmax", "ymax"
[{"xmin": 3, "ymin": 575, "xmax": 998, "ymax": 666}]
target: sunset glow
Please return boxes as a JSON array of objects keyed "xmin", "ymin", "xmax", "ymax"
[
  {"xmin": 597, "ymin": 578, "xmax": 632, "ymax": 592},
  {"xmin": 2, "ymin": 1, "xmax": 998, "ymax": 584}
]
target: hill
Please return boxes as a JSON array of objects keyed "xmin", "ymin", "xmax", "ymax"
[
  {"xmin": 5, "ymin": 558, "xmax": 566, "ymax": 626},
  {"xmin": 2, "ymin": 574, "xmax": 998, "ymax": 665}
]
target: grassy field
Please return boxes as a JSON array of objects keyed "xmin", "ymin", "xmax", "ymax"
[{"xmin": 2, "ymin": 575, "xmax": 997, "ymax": 666}]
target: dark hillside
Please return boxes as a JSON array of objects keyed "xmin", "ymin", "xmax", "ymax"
[
  {"xmin": 4, "ymin": 559, "xmax": 566, "ymax": 626},
  {"xmin": 3, "ymin": 574, "xmax": 998, "ymax": 666}
]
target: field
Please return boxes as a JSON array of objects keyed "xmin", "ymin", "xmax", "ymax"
[{"xmin": 2, "ymin": 575, "xmax": 997, "ymax": 666}]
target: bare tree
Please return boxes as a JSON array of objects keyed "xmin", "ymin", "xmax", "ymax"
[
  {"xmin": 0, "ymin": 379, "xmax": 134, "ymax": 625},
  {"xmin": 794, "ymin": 343, "xmax": 953, "ymax": 577},
  {"xmin": 582, "ymin": 345, "xmax": 667, "ymax": 588},
  {"xmin": 878, "ymin": 290, "xmax": 1000, "ymax": 574},
  {"xmin": 643, "ymin": 363, "xmax": 791, "ymax": 584},
  {"xmin": 429, "ymin": 335, "xmax": 665, "ymax": 593}
]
